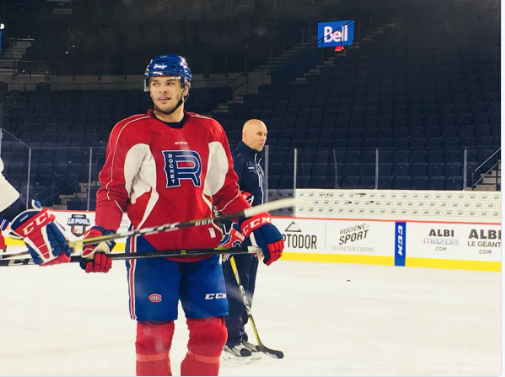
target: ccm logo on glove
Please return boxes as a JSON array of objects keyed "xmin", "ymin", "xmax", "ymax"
[
  {"xmin": 15, "ymin": 210, "xmax": 52, "ymax": 237},
  {"xmin": 241, "ymin": 215, "xmax": 272, "ymax": 236},
  {"xmin": 240, "ymin": 212, "xmax": 283, "ymax": 266},
  {"xmin": 10, "ymin": 204, "xmax": 72, "ymax": 266}
]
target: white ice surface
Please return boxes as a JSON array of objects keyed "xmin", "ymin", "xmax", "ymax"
[{"xmin": 0, "ymin": 260, "xmax": 500, "ymax": 376}]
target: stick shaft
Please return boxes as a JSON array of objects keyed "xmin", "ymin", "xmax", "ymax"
[
  {"xmin": 229, "ymin": 256, "xmax": 284, "ymax": 359},
  {"xmin": 0, "ymin": 246, "xmax": 261, "ymax": 267},
  {"xmin": 229, "ymin": 256, "xmax": 264, "ymax": 345},
  {"xmin": 68, "ymin": 197, "xmax": 296, "ymax": 247}
]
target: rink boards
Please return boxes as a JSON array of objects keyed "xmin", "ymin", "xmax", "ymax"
[
  {"xmin": 273, "ymin": 217, "xmax": 501, "ymax": 272},
  {"xmin": 2, "ymin": 188, "xmax": 501, "ymax": 272},
  {"xmin": 285, "ymin": 189, "xmax": 501, "ymax": 271}
]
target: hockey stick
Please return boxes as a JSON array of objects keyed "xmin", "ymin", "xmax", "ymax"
[
  {"xmin": 0, "ymin": 246, "xmax": 262, "ymax": 267},
  {"xmin": 229, "ymin": 256, "xmax": 284, "ymax": 359},
  {"xmin": 68, "ymin": 197, "xmax": 297, "ymax": 248},
  {"xmin": 0, "ymin": 248, "xmax": 30, "ymax": 258}
]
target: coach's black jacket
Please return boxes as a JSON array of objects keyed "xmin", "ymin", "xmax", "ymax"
[{"xmin": 231, "ymin": 141, "xmax": 265, "ymax": 206}]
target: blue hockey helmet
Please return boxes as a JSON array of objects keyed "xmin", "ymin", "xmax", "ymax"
[{"xmin": 144, "ymin": 54, "xmax": 192, "ymax": 92}]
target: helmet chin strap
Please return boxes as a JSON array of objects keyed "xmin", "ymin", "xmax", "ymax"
[{"xmin": 153, "ymin": 89, "xmax": 189, "ymax": 116}]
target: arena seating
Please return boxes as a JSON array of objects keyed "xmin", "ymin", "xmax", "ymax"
[
  {"xmin": 0, "ymin": 86, "xmax": 232, "ymax": 207},
  {"xmin": 216, "ymin": 1, "xmax": 500, "ymax": 190},
  {"xmin": 0, "ymin": 0, "xmax": 500, "ymax": 208}
]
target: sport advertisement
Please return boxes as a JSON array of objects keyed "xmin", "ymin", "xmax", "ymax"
[
  {"xmin": 325, "ymin": 220, "xmax": 394, "ymax": 257},
  {"xmin": 271, "ymin": 217, "xmax": 394, "ymax": 257}
]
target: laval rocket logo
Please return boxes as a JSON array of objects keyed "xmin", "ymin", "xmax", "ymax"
[{"xmin": 67, "ymin": 214, "xmax": 91, "ymax": 237}]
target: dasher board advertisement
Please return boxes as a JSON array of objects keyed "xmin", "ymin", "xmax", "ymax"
[
  {"xmin": 406, "ymin": 222, "xmax": 501, "ymax": 262},
  {"xmin": 272, "ymin": 217, "xmax": 395, "ymax": 257}
]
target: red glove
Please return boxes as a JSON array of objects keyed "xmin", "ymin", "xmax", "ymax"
[
  {"xmin": 240, "ymin": 212, "xmax": 284, "ymax": 266},
  {"xmin": 80, "ymin": 226, "xmax": 115, "ymax": 273}
]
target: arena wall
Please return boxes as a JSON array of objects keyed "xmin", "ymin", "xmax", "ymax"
[
  {"xmin": 282, "ymin": 189, "xmax": 501, "ymax": 271},
  {"xmin": 3, "ymin": 189, "xmax": 501, "ymax": 272}
]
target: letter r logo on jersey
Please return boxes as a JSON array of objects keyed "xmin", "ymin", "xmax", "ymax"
[{"xmin": 162, "ymin": 150, "xmax": 202, "ymax": 188}]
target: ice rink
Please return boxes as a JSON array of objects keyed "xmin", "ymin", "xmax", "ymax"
[{"xmin": 0, "ymin": 259, "xmax": 500, "ymax": 376}]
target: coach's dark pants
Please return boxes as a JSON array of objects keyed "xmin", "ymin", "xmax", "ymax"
[{"xmin": 222, "ymin": 247, "xmax": 259, "ymax": 347}]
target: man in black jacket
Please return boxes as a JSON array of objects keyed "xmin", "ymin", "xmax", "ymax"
[{"xmin": 221, "ymin": 119, "xmax": 268, "ymax": 363}]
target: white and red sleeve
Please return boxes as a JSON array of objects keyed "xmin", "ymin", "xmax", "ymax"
[
  {"xmin": 95, "ymin": 117, "xmax": 149, "ymax": 231},
  {"xmin": 0, "ymin": 158, "xmax": 20, "ymax": 212}
]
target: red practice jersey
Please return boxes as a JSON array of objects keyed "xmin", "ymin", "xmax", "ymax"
[{"xmin": 95, "ymin": 110, "xmax": 250, "ymax": 254}]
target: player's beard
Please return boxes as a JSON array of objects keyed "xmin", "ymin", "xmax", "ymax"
[{"xmin": 153, "ymin": 92, "xmax": 185, "ymax": 116}]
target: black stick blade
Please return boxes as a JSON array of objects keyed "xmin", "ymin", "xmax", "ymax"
[{"xmin": 257, "ymin": 344, "xmax": 284, "ymax": 359}]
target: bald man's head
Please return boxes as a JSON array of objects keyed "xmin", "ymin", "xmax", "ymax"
[{"xmin": 242, "ymin": 119, "xmax": 267, "ymax": 151}]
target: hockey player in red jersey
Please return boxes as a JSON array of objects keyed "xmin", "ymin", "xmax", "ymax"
[{"xmin": 80, "ymin": 54, "xmax": 284, "ymax": 376}]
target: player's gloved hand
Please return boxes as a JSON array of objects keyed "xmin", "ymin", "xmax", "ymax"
[
  {"xmin": 240, "ymin": 212, "xmax": 284, "ymax": 266},
  {"xmin": 10, "ymin": 201, "xmax": 71, "ymax": 266},
  {"xmin": 219, "ymin": 221, "xmax": 245, "ymax": 262},
  {"xmin": 80, "ymin": 226, "xmax": 115, "ymax": 273}
]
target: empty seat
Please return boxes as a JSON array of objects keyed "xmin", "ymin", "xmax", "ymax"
[
  {"xmin": 411, "ymin": 162, "xmax": 428, "ymax": 176},
  {"xmin": 440, "ymin": 115, "xmax": 456, "ymax": 127},
  {"xmin": 279, "ymin": 176, "xmax": 294, "ymax": 189},
  {"xmin": 442, "ymin": 126, "xmax": 458, "ymax": 138},
  {"xmin": 393, "ymin": 150, "xmax": 409, "ymax": 163},
  {"xmin": 458, "ymin": 125, "xmax": 475, "ymax": 138},
  {"xmin": 409, "ymin": 127, "xmax": 425, "ymax": 138},
  {"xmin": 296, "ymin": 175, "xmax": 311, "ymax": 189},
  {"xmin": 445, "ymin": 150, "xmax": 461, "ymax": 163},
  {"xmin": 343, "ymin": 163, "xmax": 360, "ymax": 177},
  {"xmin": 443, "ymin": 137, "xmax": 460, "ymax": 150},
  {"xmin": 347, "ymin": 138, "xmax": 362, "ymax": 150},
  {"xmin": 378, "ymin": 176, "xmax": 393, "ymax": 189},
  {"xmin": 473, "ymin": 113, "xmax": 489, "ymax": 126},
  {"xmin": 427, "ymin": 150, "xmax": 445, "ymax": 164},
  {"xmin": 341, "ymin": 175, "xmax": 359, "ymax": 189},
  {"xmin": 362, "ymin": 138, "xmax": 378, "ymax": 150},
  {"xmin": 393, "ymin": 176, "xmax": 411, "ymax": 189},
  {"xmin": 476, "ymin": 136, "xmax": 493, "ymax": 148},
  {"xmin": 359, "ymin": 176, "xmax": 376, "ymax": 189},
  {"xmin": 428, "ymin": 176, "xmax": 446, "ymax": 190},
  {"xmin": 445, "ymin": 162, "xmax": 462, "ymax": 176},
  {"xmin": 411, "ymin": 176, "xmax": 428, "ymax": 190},
  {"xmin": 428, "ymin": 162, "xmax": 445, "ymax": 176},
  {"xmin": 475, "ymin": 125, "xmax": 492, "ymax": 138},
  {"xmin": 477, "ymin": 149, "xmax": 497, "ymax": 170},
  {"xmin": 344, "ymin": 151, "xmax": 361, "ymax": 163},
  {"xmin": 379, "ymin": 150, "xmax": 393, "ymax": 164},
  {"xmin": 378, "ymin": 162, "xmax": 393, "ymax": 176},
  {"xmin": 456, "ymin": 113, "xmax": 472, "ymax": 126},
  {"xmin": 426, "ymin": 137, "xmax": 443, "ymax": 150},
  {"xmin": 394, "ymin": 138, "xmax": 410, "ymax": 150},
  {"xmin": 312, "ymin": 163, "xmax": 329, "ymax": 176},
  {"xmin": 359, "ymin": 163, "xmax": 376, "ymax": 176},
  {"xmin": 446, "ymin": 176, "xmax": 464, "ymax": 190},
  {"xmin": 393, "ymin": 116, "xmax": 408, "ymax": 128},
  {"xmin": 425, "ymin": 127, "xmax": 441, "ymax": 139},
  {"xmin": 410, "ymin": 138, "xmax": 426, "ymax": 150},
  {"xmin": 410, "ymin": 149, "xmax": 427, "ymax": 163},
  {"xmin": 393, "ymin": 162, "xmax": 410, "ymax": 176},
  {"xmin": 460, "ymin": 137, "xmax": 476, "ymax": 149},
  {"xmin": 394, "ymin": 127, "xmax": 409, "ymax": 138}
]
